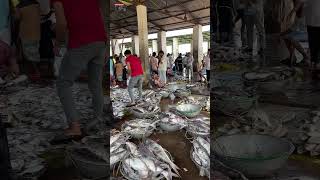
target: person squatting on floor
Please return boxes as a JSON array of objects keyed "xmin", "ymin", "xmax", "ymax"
[
  {"xmin": 124, "ymin": 50, "xmax": 144, "ymax": 107},
  {"xmin": 52, "ymin": 0, "xmax": 107, "ymax": 137}
]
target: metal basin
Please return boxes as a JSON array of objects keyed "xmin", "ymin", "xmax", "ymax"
[
  {"xmin": 67, "ymin": 147, "xmax": 108, "ymax": 179},
  {"xmin": 176, "ymin": 104, "xmax": 201, "ymax": 118},
  {"xmin": 212, "ymin": 134, "xmax": 295, "ymax": 177}
]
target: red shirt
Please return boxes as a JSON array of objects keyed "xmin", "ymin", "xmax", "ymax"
[
  {"xmin": 51, "ymin": 0, "xmax": 106, "ymax": 49},
  {"xmin": 126, "ymin": 55, "xmax": 144, "ymax": 77}
]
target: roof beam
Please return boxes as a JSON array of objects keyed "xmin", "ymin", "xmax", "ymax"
[
  {"xmin": 112, "ymin": 0, "xmax": 197, "ymax": 21},
  {"xmin": 109, "ymin": 7, "xmax": 209, "ymax": 30}
]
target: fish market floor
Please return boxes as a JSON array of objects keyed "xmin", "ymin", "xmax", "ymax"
[{"xmin": 113, "ymin": 98, "xmax": 209, "ymax": 180}]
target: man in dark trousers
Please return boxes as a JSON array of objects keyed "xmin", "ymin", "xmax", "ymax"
[{"xmin": 52, "ymin": 0, "xmax": 106, "ymax": 137}]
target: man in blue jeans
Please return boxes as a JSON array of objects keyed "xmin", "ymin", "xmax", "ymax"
[
  {"xmin": 52, "ymin": 0, "xmax": 106, "ymax": 138},
  {"xmin": 124, "ymin": 50, "xmax": 144, "ymax": 107}
]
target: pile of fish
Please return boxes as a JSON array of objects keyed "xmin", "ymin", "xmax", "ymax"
[
  {"xmin": 111, "ymin": 89, "xmax": 161, "ymax": 118},
  {"xmin": 0, "ymin": 74, "xmax": 28, "ymax": 87},
  {"xmin": 7, "ymin": 84, "xmax": 98, "ymax": 130},
  {"xmin": 212, "ymin": 46, "xmax": 251, "ymax": 63},
  {"xmin": 216, "ymin": 108, "xmax": 293, "ymax": 137},
  {"xmin": 2, "ymin": 83, "xmax": 110, "ymax": 179},
  {"xmin": 172, "ymin": 74, "xmax": 188, "ymax": 82},
  {"xmin": 293, "ymin": 110, "xmax": 320, "ymax": 156},
  {"xmin": 121, "ymin": 119, "xmax": 159, "ymax": 139},
  {"xmin": 120, "ymin": 139, "xmax": 180, "ymax": 180},
  {"xmin": 158, "ymin": 112, "xmax": 187, "ymax": 132},
  {"xmin": 191, "ymin": 137, "xmax": 210, "ymax": 178},
  {"xmin": 186, "ymin": 117, "xmax": 210, "ymax": 137},
  {"xmin": 243, "ymin": 66, "xmax": 295, "ymax": 93},
  {"xmin": 110, "ymin": 132, "xmax": 129, "ymax": 168},
  {"xmin": 177, "ymin": 96, "xmax": 210, "ymax": 112},
  {"xmin": 7, "ymin": 125, "xmax": 53, "ymax": 179},
  {"xmin": 173, "ymin": 89, "xmax": 191, "ymax": 98},
  {"xmin": 129, "ymin": 103, "xmax": 161, "ymax": 118}
]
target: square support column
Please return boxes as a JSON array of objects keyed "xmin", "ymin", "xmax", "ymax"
[
  {"xmin": 152, "ymin": 40, "xmax": 158, "ymax": 53},
  {"xmin": 136, "ymin": 4, "xmax": 150, "ymax": 84},
  {"xmin": 157, "ymin": 31, "xmax": 166, "ymax": 54},
  {"xmin": 112, "ymin": 39, "xmax": 121, "ymax": 56},
  {"xmin": 172, "ymin": 37, "xmax": 179, "ymax": 59},
  {"xmin": 132, "ymin": 35, "xmax": 140, "ymax": 56},
  {"xmin": 192, "ymin": 24, "xmax": 203, "ymax": 81}
]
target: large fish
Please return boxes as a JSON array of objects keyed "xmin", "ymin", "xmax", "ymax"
[{"xmin": 145, "ymin": 139, "xmax": 180, "ymax": 176}]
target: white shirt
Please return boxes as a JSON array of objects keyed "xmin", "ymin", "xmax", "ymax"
[
  {"xmin": 158, "ymin": 57, "xmax": 168, "ymax": 71},
  {"xmin": 304, "ymin": 0, "xmax": 320, "ymax": 27},
  {"xmin": 204, "ymin": 55, "xmax": 210, "ymax": 70}
]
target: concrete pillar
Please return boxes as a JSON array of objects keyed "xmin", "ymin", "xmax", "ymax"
[
  {"xmin": 112, "ymin": 39, "xmax": 121, "ymax": 56},
  {"xmin": 172, "ymin": 37, "xmax": 179, "ymax": 59},
  {"xmin": 152, "ymin": 40, "xmax": 157, "ymax": 53},
  {"xmin": 192, "ymin": 25, "xmax": 203, "ymax": 80},
  {"xmin": 132, "ymin": 35, "xmax": 140, "ymax": 56},
  {"xmin": 157, "ymin": 31, "xmax": 166, "ymax": 54},
  {"xmin": 136, "ymin": 4, "xmax": 150, "ymax": 84}
]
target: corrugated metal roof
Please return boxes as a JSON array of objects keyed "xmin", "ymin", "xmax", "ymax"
[{"xmin": 110, "ymin": 0, "xmax": 210, "ymax": 38}]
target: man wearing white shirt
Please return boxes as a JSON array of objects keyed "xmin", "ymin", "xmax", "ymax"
[
  {"xmin": 304, "ymin": 0, "xmax": 320, "ymax": 70},
  {"xmin": 158, "ymin": 50, "xmax": 168, "ymax": 84},
  {"xmin": 185, "ymin": 52, "xmax": 194, "ymax": 80}
]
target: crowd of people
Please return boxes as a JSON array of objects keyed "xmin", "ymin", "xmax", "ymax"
[
  {"xmin": 110, "ymin": 49, "xmax": 211, "ymax": 89},
  {"xmin": 213, "ymin": 0, "xmax": 320, "ymax": 75}
]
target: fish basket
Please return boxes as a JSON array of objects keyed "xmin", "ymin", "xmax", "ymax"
[
  {"xmin": 211, "ymin": 134, "xmax": 295, "ymax": 177},
  {"xmin": 176, "ymin": 104, "xmax": 202, "ymax": 118},
  {"xmin": 159, "ymin": 122, "xmax": 184, "ymax": 132},
  {"xmin": 215, "ymin": 95, "xmax": 257, "ymax": 115},
  {"xmin": 66, "ymin": 147, "xmax": 109, "ymax": 179},
  {"xmin": 190, "ymin": 148, "xmax": 210, "ymax": 178},
  {"xmin": 121, "ymin": 121, "xmax": 155, "ymax": 139}
]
